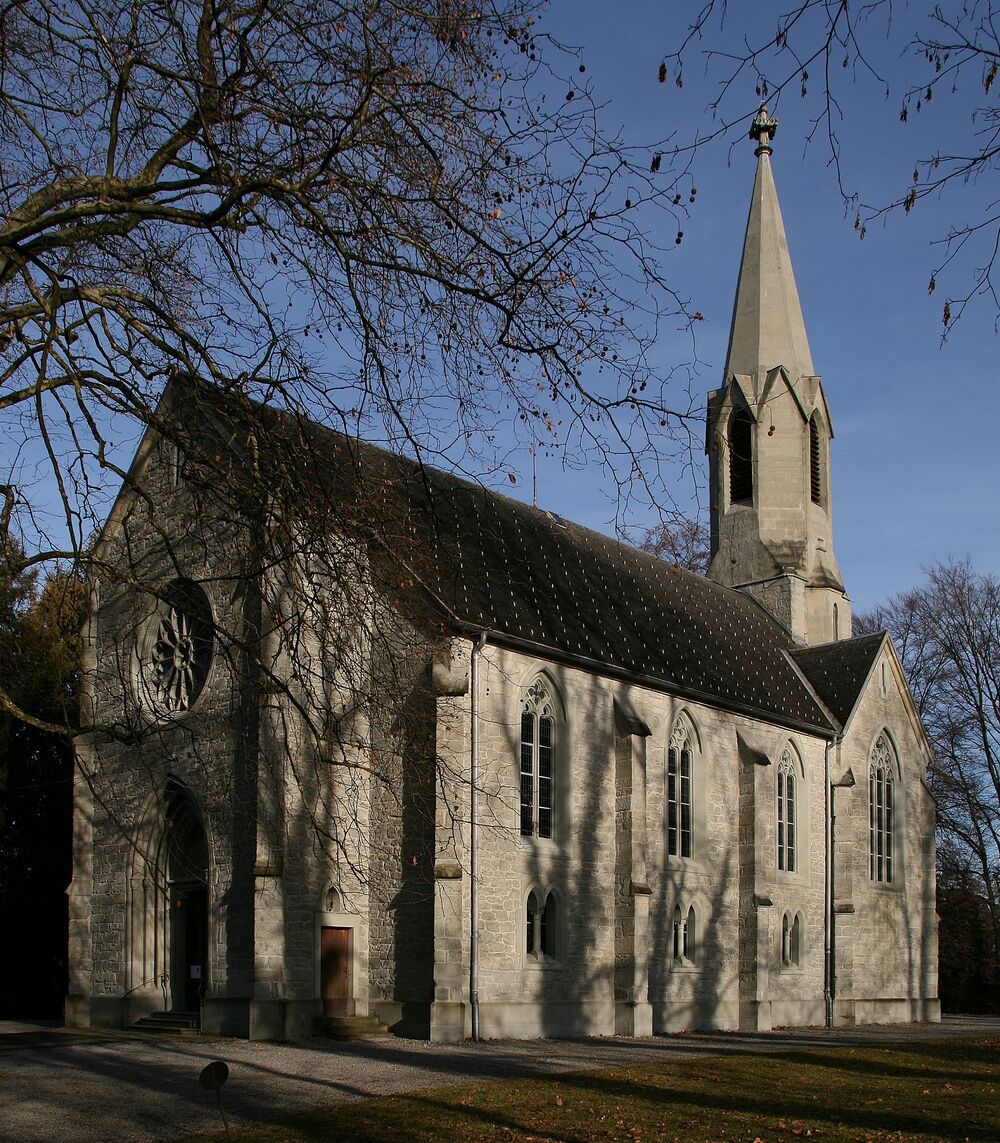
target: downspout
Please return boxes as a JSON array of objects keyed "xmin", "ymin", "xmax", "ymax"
[
  {"xmin": 823, "ymin": 734, "xmax": 842, "ymax": 1027},
  {"xmin": 469, "ymin": 630, "xmax": 488, "ymax": 1041}
]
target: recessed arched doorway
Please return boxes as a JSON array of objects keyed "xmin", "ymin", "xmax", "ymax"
[
  {"xmin": 126, "ymin": 782, "xmax": 210, "ymax": 1026},
  {"xmin": 164, "ymin": 790, "xmax": 209, "ymax": 1014}
]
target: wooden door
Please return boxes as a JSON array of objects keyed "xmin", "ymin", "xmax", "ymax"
[{"xmin": 321, "ymin": 926, "xmax": 351, "ymax": 1017}]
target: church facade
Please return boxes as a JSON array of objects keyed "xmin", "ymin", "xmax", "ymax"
[{"xmin": 67, "ymin": 108, "xmax": 940, "ymax": 1041}]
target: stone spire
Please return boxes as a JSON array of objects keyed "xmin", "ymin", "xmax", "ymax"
[
  {"xmin": 705, "ymin": 105, "xmax": 851, "ymax": 646},
  {"xmin": 723, "ymin": 105, "xmax": 815, "ymax": 382}
]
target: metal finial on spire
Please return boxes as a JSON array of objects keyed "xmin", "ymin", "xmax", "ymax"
[{"xmin": 750, "ymin": 103, "xmax": 778, "ymax": 156}]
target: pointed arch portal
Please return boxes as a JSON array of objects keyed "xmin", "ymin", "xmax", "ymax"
[{"xmin": 128, "ymin": 782, "xmax": 209, "ymax": 1019}]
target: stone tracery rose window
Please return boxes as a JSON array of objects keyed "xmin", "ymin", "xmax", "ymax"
[{"xmin": 137, "ymin": 580, "xmax": 213, "ymax": 714}]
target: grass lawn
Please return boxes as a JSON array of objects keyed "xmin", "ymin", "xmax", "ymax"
[{"xmin": 187, "ymin": 1037, "xmax": 1000, "ymax": 1143}]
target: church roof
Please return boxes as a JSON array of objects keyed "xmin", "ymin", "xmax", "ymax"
[
  {"xmin": 723, "ymin": 107, "xmax": 815, "ymax": 382},
  {"xmin": 142, "ymin": 376, "xmax": 843, "ymax": 735},
  {"xmin": 790, "ymin": 631, "xmax": 886, "ymax": 727},
  {"xmin": 338, "ymin": 440, "xmax": 839, "ymax": 734}
]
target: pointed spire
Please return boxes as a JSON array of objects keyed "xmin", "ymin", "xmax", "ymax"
[{"xmin": 723, "ymin": 105, "xmax": 815, "ymax": 382}]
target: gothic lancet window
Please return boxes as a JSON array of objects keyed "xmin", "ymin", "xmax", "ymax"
[
  {"xmin": 809, "ymin": 414, "xmax": 823, "ymax": 505},
  {"xmin": 869, "ymin": 733, "xmax": 896, "ymax": 883},
  {"xmin": 520, "ymin": 680, "xmax": 556, "ymax": 839},
  {"xmin": 667, "ymin": 720, "xmax": 694, "ymax": 859},
  {"xmin": 728, "ymin": 407, "xmax": 754, "ymax": 504},
  {"xmin": 777, "ymin": 748, "xmax": 797, "ymax": 872}
]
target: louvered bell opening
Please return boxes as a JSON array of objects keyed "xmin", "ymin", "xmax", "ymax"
[
  {"xmin": 729, "ymin": 408, "xmax": 753, "ymax": 504},
  {"xmin": 809, "ymin": 416, "xmax": 822, "ymax": 505}
]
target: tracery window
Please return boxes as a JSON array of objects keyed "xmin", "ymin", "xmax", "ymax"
[
  {"xmin": 520, "ymin": 680, "xmax": 556, "ymax": 839},
  {"xmin": 869, "ymin": 733, "xmax": 896, "ymax": 884},
  {"xmin": 136, "ymin": 580, "xmax": 213, "ymax": 716},
  {"xmin": 777, "ymin": 748, "xmax": 797, "ymax": 872},
  {"xmin": 667, "ymin": 720, "xmax": 694, "ymax": 859}
]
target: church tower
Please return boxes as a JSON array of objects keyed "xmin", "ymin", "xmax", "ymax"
[{"xmin": 706, "ymin": 106, "xmax": 851, "ymax": 645}]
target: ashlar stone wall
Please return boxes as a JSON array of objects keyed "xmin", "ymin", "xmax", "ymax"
[{"xmin": 426, "ymin": 639, "xmax": 834, "ymax": 1039}]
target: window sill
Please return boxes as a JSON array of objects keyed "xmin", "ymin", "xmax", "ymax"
[
  {"xmin": 523, "ymin": 955, "xmax": 564, "ymax": 972},
  {"xmin": 869, "ymin": 878, "xmax": 903, "ymax": 893},
  {"xmin": 669, "ymin": 958, "xmax": 700, "ymax": 974},
  {"xmin": 519, "ymin": 834, "xmax": 567, "ymax": 858},
  {"xmin": 779, "ymin": 963, "xmax": 805, "ymax": 975},
  {"xmin": 775, "ymin": 867, "xmax": 809, "ymax": 885}
]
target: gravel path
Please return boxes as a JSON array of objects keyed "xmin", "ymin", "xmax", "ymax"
[{"xmin": 2, "ymin": 1015, "xmax": 998, "ymax": 1142}]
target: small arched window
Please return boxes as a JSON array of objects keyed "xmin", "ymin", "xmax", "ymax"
[
  {"xmin": 777, "ymin": 748, "xmax": 797, "ymax": 873},
  {"xmin": 781, "ymin": 912, "xmax": 801, "ymax": 967},
  {"xmin": 869, "ymin": 733, "xmax": 896, "ymax": 883},
  {"xmin": 526, "ymin": 890, "xmax": 539, "ymax": 955},
  {"xmin": 728, "ymin": 408, "xmax": 754, "ymax": 503},
  {"xmin": 520, "ymin": 680, "xmax": 557, "ymax": 839},
  {"xmin": 541, "ymin": 893, "xmax": 556, "ymax": 956},
  {"xmin": 667, "ymin": 719, "xmax": 694, "ymax": 859},
  {"xmin": 671, "ymin": 903, "xmax": 698, "ymax": 965},
  {"xmin": 809, "ymin": 414, "xmax": 823, "ymax": 504},
  {"xmin": 526, "ymin": 888, "xmax": 560, "ymax": 960}
]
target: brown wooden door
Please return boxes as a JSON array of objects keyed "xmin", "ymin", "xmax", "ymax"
[{"xmin": 321, "ymin": 926, "xmax": 350, "ymax": 1016}]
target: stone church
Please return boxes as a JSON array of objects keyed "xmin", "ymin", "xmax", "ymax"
[{"xmin": 67, "ymin": 108, "xmax": 940, "ymax": 1041}]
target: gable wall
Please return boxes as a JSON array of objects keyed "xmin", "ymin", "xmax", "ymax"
[
  {"xmin": 829, "ymin": 651, "xmax": 939, "ymax": 1023},
  {"xmin": 69, "ymin": 435, "xmax": 261, "ymax": 1032}
]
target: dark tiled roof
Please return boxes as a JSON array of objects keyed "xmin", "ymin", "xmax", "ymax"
[
  {"xmin": 171, "ymin": 379, "xmax": 837, "ymax": 734},
  {"xmin": 790, "ymin": 632, "xmax": 886, "ymax": 728},
  {"xmin": 383, "ymin": 463, "xmax": 835, "ymax": 732}
]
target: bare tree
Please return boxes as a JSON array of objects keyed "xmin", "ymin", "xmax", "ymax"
[
  {"xmin": 857, "ymin": 560, "xmax": 1000, "ymax": 1009},
  {"xmin": 0, "ymin": 0, "xmax": 703, "ymax": 733},
  {"xmin": 633, "ymin": 511, "xmax": 709, "ymax": 574},
  {"xmin": 660, "ymin": 1, "xmax": 1000, "ymax": 330}
]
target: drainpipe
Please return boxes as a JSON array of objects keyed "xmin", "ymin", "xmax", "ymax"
[
  {"xmin": 824, "ymin": 738, "xmax": 833, "ymax": 1027},
  {"xmin": 824, "ymin": 734, "xmax": 847, "ymax": 1027},
  {"xmin": 469, "ymin": 630, "xmax": 488, "ymax": 1041}
]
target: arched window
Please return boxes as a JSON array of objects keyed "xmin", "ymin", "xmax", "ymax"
[
  {"xmin": 809, "ymin": 414, "xmax": 823, "ymax": 504},
  {"xmin": 777, "ymin": 747, "xmax": 797, "ymax": 872},
  {"xmin": 671, "ymin": 903, "xmax": 698, "ymax": 965},
  {"xmin": 869, "ymin": 733, "xmax": 896, "ymax": 883},
  {"xmin": 520, "ymin": 680, "xmax": 557, "ymax": 839},
  {"xmin": 781, "ymin": 912, "xmax": 801, "ymax": 967},
  {"xmin": 526, "ymin": 890, "xmax": 539, "ymax": 955},
  {"xmin": 540, "ymin": 893, "xmax": 556, "ymax": 957},
  {"xmin": 526, "ymin": 888, "xmax": 560, "ymax": 960},
  {"xmin": 728, "ymin": 407, "xmax": 754, "ymax": 504},
  {"xmin": 135, "ymin": 579, "xmax": 213, "ymax": 716},
  {"xmin": 667, "ymin": 719, "xmax": 694, "ymax": 859}
]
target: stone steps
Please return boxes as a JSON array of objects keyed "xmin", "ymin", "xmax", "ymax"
[
  {"xmin": 132, "ymin": 1010, "xmax": 200, "ymax": 1036},
  {"xmin": 314, "ymin": 1013, "xmax": 390, "ymax": 1041}
]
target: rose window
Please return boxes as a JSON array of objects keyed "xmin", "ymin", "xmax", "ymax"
[{"xmin": 137, "ymin": 581, "xmax": 212, "ymax": 714}]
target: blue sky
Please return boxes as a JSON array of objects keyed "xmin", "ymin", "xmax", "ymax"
[
  {"xmin": 7, "ymin": 2, "xmax": 996, "ymax": 616},
  {"xmin": 511, "ymin": 1, "xmax": 1000, "ymax": 613}
]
